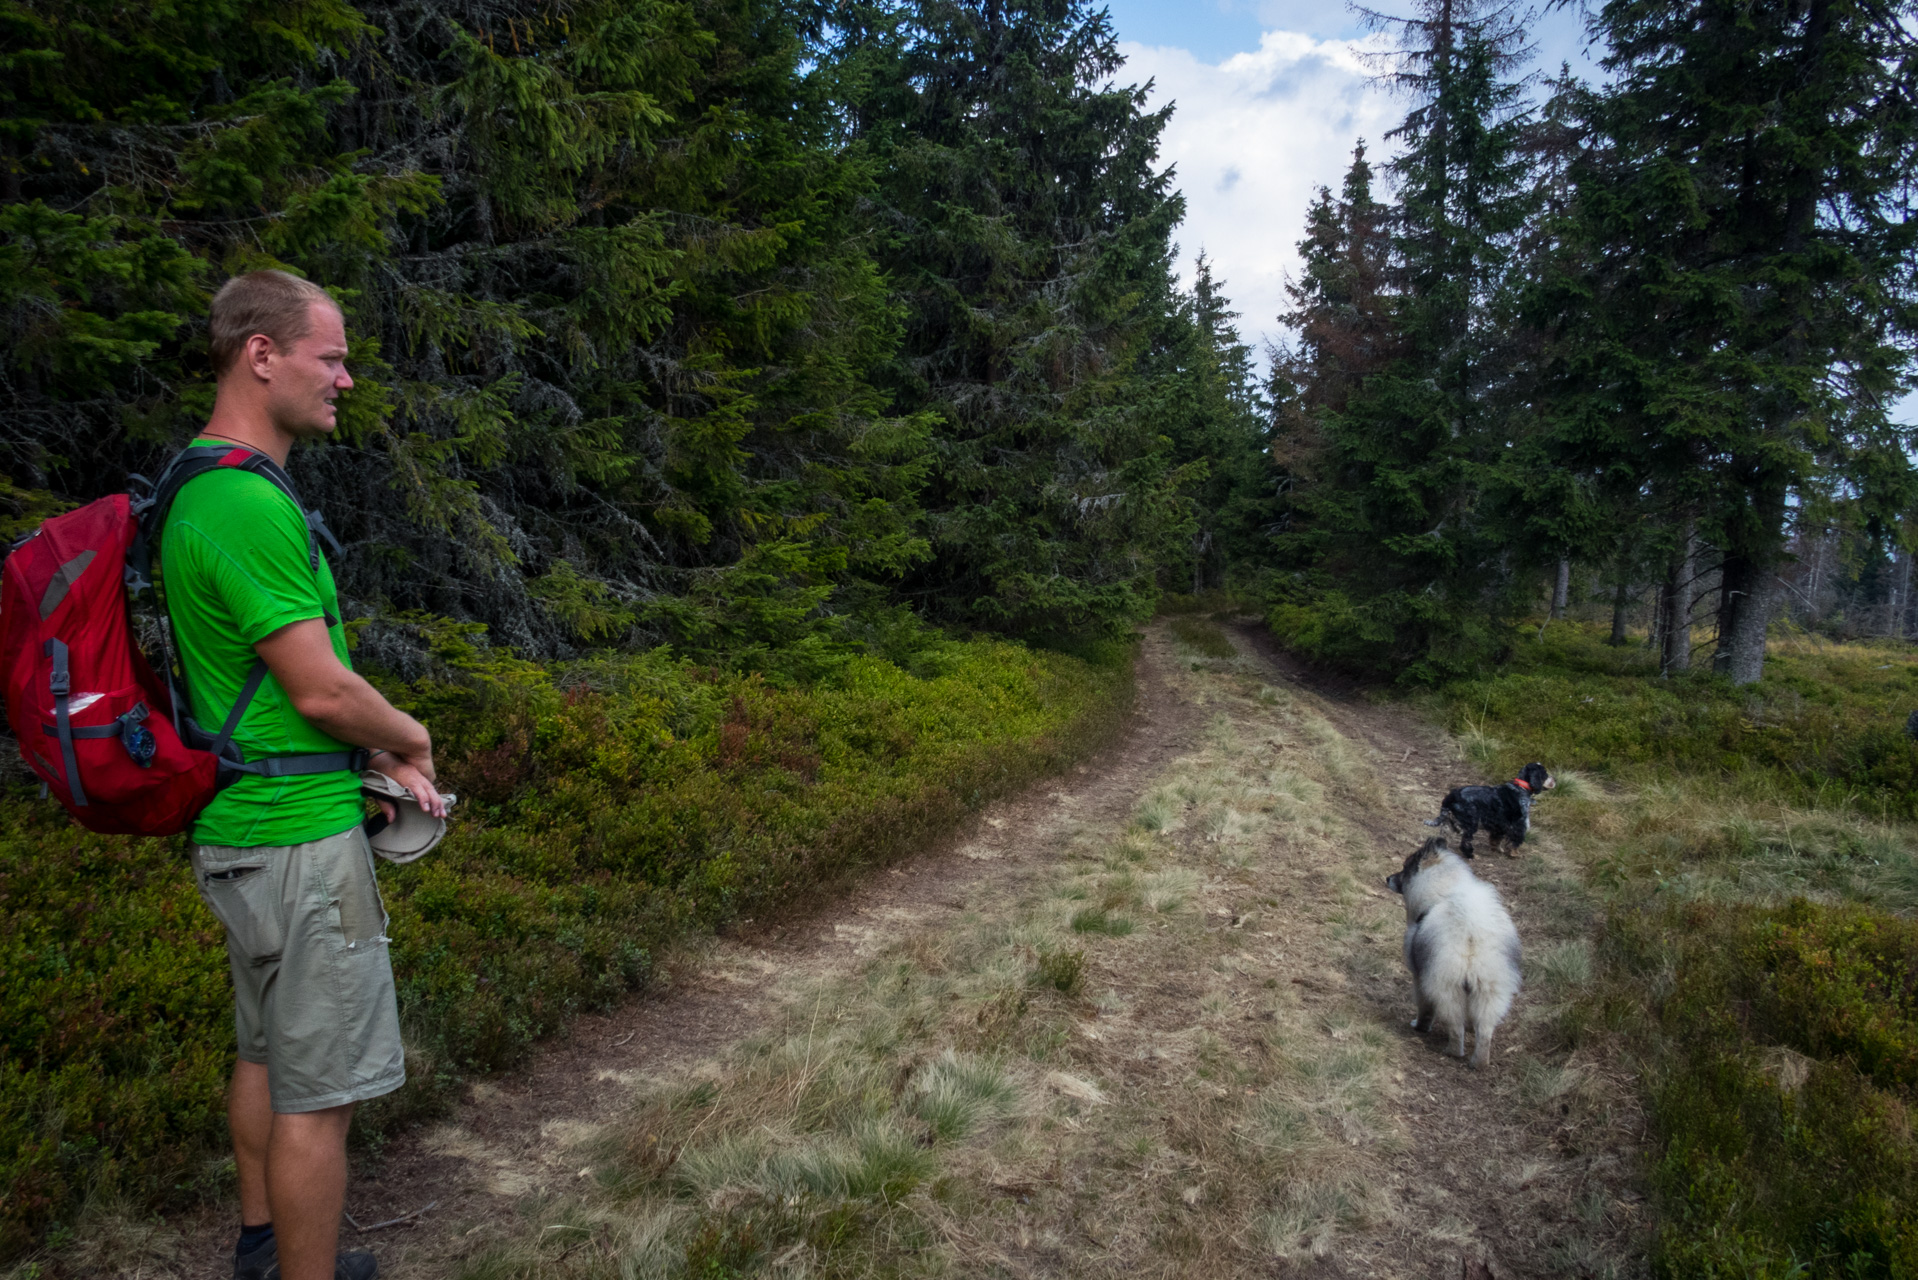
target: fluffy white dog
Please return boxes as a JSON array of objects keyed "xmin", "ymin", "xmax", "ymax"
[{"xmin": 1385, "ymin": 837, "xmax": 1522, "ymax": 1068}]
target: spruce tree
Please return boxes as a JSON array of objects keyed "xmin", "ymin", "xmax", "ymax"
[
  {"xmin": 842, "ymin": 0, "xmax": 1193, "ymax": 639},
  {"xmin": 1150, "ymin": 253, "xmax": 1275, "ymax": 592},
  {"xmin": 0, "ymin": 0, "xmax": 937, "ymax": 672},
  {"xmin": 1273, "ymin": 1, "xmax": 1537, "ymax": 680},
  {"xmin": 1567, "ymin": 0, "xmax": 1918, "ymax": 683}
]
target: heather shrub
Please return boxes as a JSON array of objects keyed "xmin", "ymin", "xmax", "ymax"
[
  {"xmin": 1433, "ymin": 623, "xmax": 1918, "ymax": 817},
  {"xmin": 0, "ymin": 627, "xmax": 1128, "ymax": 1256},
  {"xmin": 1614, "ymin": 901, "xmax": 1918, "ymax": 1277}
]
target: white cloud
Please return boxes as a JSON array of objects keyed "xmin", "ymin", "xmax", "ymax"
[{"xmin": 1121, "ymin": 30, "xmax": 1400, "ymax": 360}]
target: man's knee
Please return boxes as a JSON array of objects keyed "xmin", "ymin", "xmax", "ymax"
[{"xmin": 272, "ymin": 1101, "xmax": 356, "ymax": 1146}]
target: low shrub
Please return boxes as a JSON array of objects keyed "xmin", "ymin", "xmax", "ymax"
[
  {"xmin": 1614, "ymin": 900, "xmax": 1918, "ymax": 1277},
  {"xmin": 1167, "ymin": 617, "xmax": 1237, "ymax": 660},
  {"xmin": 1431, "ymin": 622, "xmax": 1918, "ymax": 817},
  {"xmin": 0, "ymin": 625, "xmax": 1130, "ymax": 1257},
  {"xmin": 1030, "ymin": 948, "xmax": 1086, "ymax": 997},
  {"xmin": 1426, "ymin": 621, "xmax": 1918, "ymax": 1277}
]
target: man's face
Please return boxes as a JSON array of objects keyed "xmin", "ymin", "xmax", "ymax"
[{"xmin": 264, "ymin": 301, "xmax": 353, "ymax": 439}]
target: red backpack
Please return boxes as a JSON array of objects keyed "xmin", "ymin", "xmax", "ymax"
[{"xmin": 1, "ymin": 445, "xmax": 365, "ymax": 836}]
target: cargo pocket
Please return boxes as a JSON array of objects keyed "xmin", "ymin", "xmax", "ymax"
[{"xmin": 198, "ymin": 858, "xmax": 286, "ymax": 964}]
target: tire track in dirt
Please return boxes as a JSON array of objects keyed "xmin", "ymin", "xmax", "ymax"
[{"xmin": 153, "ymin": 627, "xmax": 1199, "ymax": 1278}]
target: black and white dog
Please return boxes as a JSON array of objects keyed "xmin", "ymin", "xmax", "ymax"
[
  {"xmin": 1386, "ymin": 837, "xmax": 1522, "ymax": 1068},
  {"xmin": 1424, "ymin": 762, "xmax": 1555, "ymax": 858}
]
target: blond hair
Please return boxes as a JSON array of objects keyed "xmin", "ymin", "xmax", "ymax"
[{"xmin": 207, "ymin": 270, "xmax": 339, "ymax": 375}]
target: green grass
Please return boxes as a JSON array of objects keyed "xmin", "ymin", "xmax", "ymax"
[
  {"xmin": 1068, "ymin": 907, "xmax": 1136, "ymax": 937},
  {"xmin": 1429, "ymin": 621, "xmax": 1918, "ymax": 1277},
  {"xmin": 1168, "ymin": 616, "xmax": 1238, "ymax": 660},
  {"xmin": 1431, "ymin": 622, "xmax": 1918, "ymax": 817},
  {"xmin": 0, "ymin": 624, "xmax": 1130, "ymax": 1259}
]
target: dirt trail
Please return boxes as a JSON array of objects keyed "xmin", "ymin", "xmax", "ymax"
[{"xmin": 164, "ymin": 620, "xmax": 1642, "ymax": 1278}]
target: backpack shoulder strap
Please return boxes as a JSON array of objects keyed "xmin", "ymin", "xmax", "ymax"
[
  {"xmin": 136, "ymin": 444, "xmax": 338, "ymax": 577},
  {"xmin": 133, "ymin": 443, "xmax": 357, "ymax": 780}
]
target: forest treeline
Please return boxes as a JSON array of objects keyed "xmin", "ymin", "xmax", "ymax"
[
  {"xmin": 7, "ymin": 0, "xmax": 1914, "ymax": 686},
  {"xmin": 1271, "ymin": 0, "xmax": 1918, "ymax": 684},
  {"xmin": 0, "ymin": 0, "xmax": 1272, "ymax": 678}
]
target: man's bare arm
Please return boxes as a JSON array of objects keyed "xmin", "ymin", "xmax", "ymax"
[{"xmin": 254, "ymin": 617, "xmax": 446, "ymax": 818}]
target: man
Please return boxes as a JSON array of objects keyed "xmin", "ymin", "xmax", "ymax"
[{"xmin": 163, "ymin": 270, "xmax": 447, "ymax": 1280}]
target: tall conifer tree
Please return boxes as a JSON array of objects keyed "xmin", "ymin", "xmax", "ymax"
[
  {"xmin": 1563, "ymin": 0, "xmax": 1918, "ymax": 683},
  {"xmin": 842, "ymin": 0, "xmax": 1192, "ymax": 638},
  {"xmin": 1273, "ymin": 0, "xmax": 1536, "ymax": 680}
]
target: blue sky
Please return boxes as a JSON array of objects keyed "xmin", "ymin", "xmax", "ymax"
[
  {"xmin": 1103, "ymin": 0, "xmax": 1599, "ymax": 73},
  {"xmin": 1103, "ymin": 2, "xmax": 1600, "ymax": 357},
  {"xmin": 1104, "ymin": 1, "xmax": 1916, "ymax": 421}
]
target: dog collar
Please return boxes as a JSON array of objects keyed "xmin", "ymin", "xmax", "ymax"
[{"xmin": 1511, "ymin": 778, "xmax": 1532, "ymax": 792}]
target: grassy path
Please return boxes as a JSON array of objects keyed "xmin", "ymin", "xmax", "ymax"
[{"xmin": 152, "ymin": 621, "xmax": 1643, "ymax": 1279}]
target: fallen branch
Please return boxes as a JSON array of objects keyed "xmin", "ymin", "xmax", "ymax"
[
  {"xmin": 612, "ymin": 1030, "xmax": 636, "ymax": 1047},
  {"xmin": 344, "ymin": 1200, "xmax": 438, "ymax": 1234}
]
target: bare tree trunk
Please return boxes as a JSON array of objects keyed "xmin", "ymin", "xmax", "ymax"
[
  {"xmin": 1807, "ymin": 533, "xmax": 1824, "ymax": 624},
  {"xmin": 1551, "ymin": 558, "xmax": 1570, "ymax": 620},
  {"xmin": 1713, "ymin": 554, "xmax": 1774, "ymax": 685},
  {"xmin": 1899, "ymin": 550, "xmax": 1912, "ymax": 640},
  {"xmin": 1609, "ymin": 580, "xmax": 1630, "ymax": 646},
  {"xmin": 1663, "ymin": 529, "xmax": 1696, "ymax": 674}
]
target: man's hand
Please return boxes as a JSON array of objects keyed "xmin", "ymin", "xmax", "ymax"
[
  {"xmin": 255, "ymin": 617, "xmax": 445, "ymax": 819},
  {"xmin": 368, "ymin": 750, "xmax": 446, "ymax": 822}
]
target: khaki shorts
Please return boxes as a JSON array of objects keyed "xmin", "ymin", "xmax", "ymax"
[{"xmin": 192, "ymin": 825, "xmax": 406, "ymax": 1113}]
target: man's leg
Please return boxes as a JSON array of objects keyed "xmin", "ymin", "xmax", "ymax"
[
  {"xmin": 267, "ymin": 1102, "xmax": 357, "ymax": 1280},
  {"xmin": 229, "ymin": 1060, "xmax": 273, "ymax": 1227}
]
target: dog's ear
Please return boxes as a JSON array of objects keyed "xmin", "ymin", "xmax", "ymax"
[{"xmin": 1385, "ymin": 872, "xmax": 1403, "ymax": 895}]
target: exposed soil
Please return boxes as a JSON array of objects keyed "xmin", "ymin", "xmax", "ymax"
[{"xmin": 154, "ymin": 620, "xmax": 1643, "ymax": 1279}]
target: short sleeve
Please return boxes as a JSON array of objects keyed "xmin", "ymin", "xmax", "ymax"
[{"xmin": 173, "ymin": 475, "xmax": 327, "ymax": 644}]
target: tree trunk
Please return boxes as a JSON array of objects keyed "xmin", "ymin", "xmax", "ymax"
[
  {"xmin": 1899, "ymin": 551, "xmax": 1912, "ymax": 639},
  {"xmin": 1609, "ymin": 580, "xmax": 1630, "ymax": 646},
  {"xmin": 1713, "ymin": 555, "xmax": 1773, "ymax": 685},
  {"xmin": 1662, "ymin": 530, "xmax": 1695, "ymax": 674},
  {"xmin": 1551, "ymin": 558, "xmax": 1569, "ymax": 619}
]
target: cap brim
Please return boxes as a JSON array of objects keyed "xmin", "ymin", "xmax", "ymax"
[{"xmin": 360, "ymin": 770, "xmax": 456, "ymax": 863}]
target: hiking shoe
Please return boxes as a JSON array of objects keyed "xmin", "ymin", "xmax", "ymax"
[
  {"xmin": 234, "ymin": 1236, "xmax": 277, "ymax": 1280},
  {"xmin": 334, "ymin": 1251, "xmax": 378, "ymax": 1280},
  {"xmin": 254, "ymin": 1248, "xmax": 377, "ymax": 1280}
]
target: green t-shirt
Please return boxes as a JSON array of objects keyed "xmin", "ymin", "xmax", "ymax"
[{"xmin": 160, "ymin": 446, "xmax": 362, "ymax": 847}]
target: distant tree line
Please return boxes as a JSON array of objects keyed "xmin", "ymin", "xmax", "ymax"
[
  {"xmin": 12, "ymin": 0, "xmax": 1908, "ymax": 689},
  {"xmin": 1269, "ymin": 0, "xmax": 1918, "ymax": 684},
  {"xmin": 0, "ymin": 0, "xmax": 1276, "ymax": 675}
]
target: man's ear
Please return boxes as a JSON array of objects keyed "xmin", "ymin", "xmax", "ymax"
[{"xmin": 243, "ymin": 332, "xmax": 278, "ymax": 381}]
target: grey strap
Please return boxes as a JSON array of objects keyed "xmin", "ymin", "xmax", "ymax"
[
  {"xmin": 306, "ymin": 509, "xmax": 344, "ymax": 561},
  {"xmin": 46, "ymin": 723, "xmax": 127, "ymax": 739},
  {"xmin": 41, "ymin": 702, "xmax": 150, "ymax": 740},
  {"xmin": 229, "ymin": 749, "xmax": 369, "ymax": 778},
  {"xmin": 44, "ymin": 639, "xmax": 86, "ymax": 807},
  {"xmin": 208, "ymin": 661, "xmax": 272, "ymax": 762}
]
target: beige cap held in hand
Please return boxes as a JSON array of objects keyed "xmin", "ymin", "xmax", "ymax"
[{"xmin": 359, "ymin": 770, "xmax": 457, "ymax": 863}]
